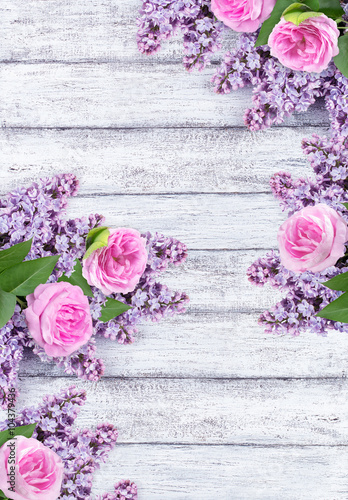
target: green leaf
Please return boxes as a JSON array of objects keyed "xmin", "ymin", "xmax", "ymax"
[
  {"xmin": 0, "ymin": 289, "xmax": 16, "ymax": 328},
  {"xmin": 342, "ymin": 202, "xmax": 348, "ymax": 210},
  {"xmin": 58, "ymin": 259, "xmax": 93, "ymax": 297},
  {"xmin": 301, "ymin": 0, "xmax": 319, "ymax": 10},
  {"xmin": 322, "ymin": 272, "xmax": 348, "ymax": 292},
  {"xmin": 317, "ymin": 0, "xmax": 344, "ymax": 18},
  {"xmin": 0, "ymin": 490, "xmax": 9, "ymax": 499},
  {"xmin": 284, "ymin": 9, "xmax": 322, "ymax": 24},
  {"xmin": 99, "ymin": 298, "xmax": 131, "ymax": 322},
  {"xmin": 0, "ymin": 239, "xmax": 32, "ymax": 273},
  {"xmin": 0, "ymin": 255, "xmax": 60, "ymax": 296},
  {"xmin": 334, "ymin": 35, "xmax": 348, "ymax": 78},
  {"xmin": 317, "ymin": 292, "xmax": 348, "ymax": 322},
  {"xmin": 0, "ymin": 423, "xmax": 37, "ymax": 448},
  {"xmin": 84, "ymin": 226, "xmax": 110, "ymax": 260}
]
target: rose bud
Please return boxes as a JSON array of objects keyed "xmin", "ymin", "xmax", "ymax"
[
  {"xmin": 278, "ymin": 203, "xmax": 348, "ymax": 273},
  {"xmin": 25, "ymin": 282, "xmax": 93, "ymax": 357},
  {"xmin": 0, "ymin": 436, "xmax": 64, "ymax": 500},
  {"xmin": 268, "ymin": 14, "xmax": 339, "ymax": 73},
  {"xmin": 211, "ymin": 0, "xmax": 276, "ymax": 32},
  {"xmin": 82, "ymin": 228, "xmax": 148, "ymax": 295}
]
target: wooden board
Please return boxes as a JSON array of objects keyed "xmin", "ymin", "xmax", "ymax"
[
  {"xmin": 0, "ymin": 126, "xmax": 326, "ymax": 195},
  {"xmin": 0, "ymin": 0, "xmax": 345, "ymax": 498},
  {"xmin": 0, "ymin": 63, "xmax": 329, "ymax": 128}
]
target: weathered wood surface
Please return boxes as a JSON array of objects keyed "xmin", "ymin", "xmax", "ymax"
[
  {"xmin": 0, "ymin": 127, "xmax": 326, "ymax": 195},
  {"xmin": 1, "ymin": 0, "xmax": 347, "ymax": 498},
  {"xmin": 64, "ymin": 193, "xmax": 283, "ymax": 250},
  {"xmin": 8, "ymin": 378, "xmax": 348, "ymax": 446},
  {"xmin": 0, "ymin": 63, "xmax": 329, "ymax": 128},
  {"xmin": 94, "ymin": 445, "xmax": 348, "ymax": 500}
]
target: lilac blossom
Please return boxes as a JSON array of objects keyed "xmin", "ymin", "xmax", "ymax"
[
  {"xmin": 137, "ymin": 1, "xmax": 348, "ymax": 132},
  {"xmin": 248, "ymin": 134, "xmax": 348, "ymax": 336},
  {"xmin": 0, "ymin": 385, "xmax": 137, "ymax": 499},
  {"xmin": 0, "ymin": 175, "xmax": 189, "ymax": 406},
  {"xmin": 137, "ymin": 0, "xmax": 223, "ymax": 71}
]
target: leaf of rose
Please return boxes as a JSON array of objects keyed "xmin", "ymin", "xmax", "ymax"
[
  {"xmin": 317, "ymin": 0, "xmax": 344, "ymax": 18},
  {"xmin": 58, "ymin": 259, "xmax": 93, "ymax": 297},
  {"xmin": 0, "ymin": 239, "xmax": 32, "ymax": 273},
  {"xmin": 322, "ymin": 272, "xmax": 348, "ymax": 292},
  {"xmin": 84, "ymin": 226, "xmax": 110, "ymax": 260},
  {"xmin": 99, "ymin": 298, "xmax": 132, "ymax": 322},
  {"xmin": 0, "ymin": 489, "xmax": 9, "ymax": 499},
  {"xmin": 0, "ymin": 289, "xmax": 16, "ymax": 329},
  {"xmin": 317, "ymin": 292, "xmax": 348, "ymax": 322},
  {"xmin": 0, "ymin": 256, "xmax": 60, "ymax": 296},
  {"xmin": 0, "ymin": 423, "xmax": 37, "ymax": 448},
  {"xmin": 334, "ymin": 35, "xmax": 348, "ymax": 79}
]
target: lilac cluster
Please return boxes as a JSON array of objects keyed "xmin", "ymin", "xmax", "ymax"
[
  {"xmin": 0, "ymin": 175, "xmax": 189, "ymax": 406},
  {"xmin": 137, "ymin": 0, "xmax": 223, "ymax": 71},
  {"xmin": 248, "ymin": 133, "xmax": 348, "ymax": 336},
  {"xmin": 137, "ymin": 1, "xmax": 348, "ymax": 131},
  {"xmin": 0, "ymin": 385, "xmax": 137, "ymax": 499}
]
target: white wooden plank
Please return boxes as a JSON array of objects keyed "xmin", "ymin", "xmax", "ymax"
[
  {"xmin": 0, "ymin": 127, "xmax": 325, "ymax": 195},
  {"xmin": 91, "ymin": 444, "xmax": 348, "ymax": 499},
  {"xmin": 64, "ymin": 193, "xmax": 282, "ymax": 250},
  {"xmin": 0, "ymin": 0, "xmax": 239, "ymax": 63},
  {"xmin": 19, "ymin": 312, "xmax": 348, "ymax": 379},
  {"xmin": 15, "ymin": 249, "xmax": 348, "ymax": 380},
  {"xmin": 6, "ymin": 378, "xmax": 348, "ymax": 445},
  {"xmin": 0, "ymin": 63, "xmax": 329, "ymax": 128}
]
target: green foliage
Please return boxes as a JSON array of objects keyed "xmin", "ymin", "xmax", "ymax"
[
  {"xmin": 99, "ymin": 298, "xmax": 132, "ymax": 322},
  {"xmin": 58, "ymin": 259, "xmax": 93, "ymax": 297},
  {"xmin": 317, "ymin": 292, "xmax": 348, "ymax": 322},
  {"xmin": 0, "ymin": 239, "xmax": 32, "ymax": 273},
  {"xmin": 0, "ymin": 256, "xmax": 59, "ymax": 296},
  {"xmin": 334, "ymin": 35, "xmax": 348, "ymax": 78},
  {"xmin": 0, "ymin": 423, "xmax": 37, "ymax": 448},
  {"xmin": 0, "ymin": 289, "xmax": 16, "ymax": 329},
  {"xmin": 322, "ymin": 272, "xmax": 348, "ymax": 292},
  {"xmin": 84, "ymin": 226, "xmax": 110, "ymax": 260}
]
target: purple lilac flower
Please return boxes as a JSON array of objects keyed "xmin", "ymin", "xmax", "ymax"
[
  {"xmin": 0, "ymin": 175, "xmax": 189, "ymax": 406},
  {"xmin": 137, "ymin": 2, "xmax": 348, "ymax": 132},
  {"xmin": 248, "ymin": 134, "xmax": 348, "ymax": 336},
  {"xmin": 137, "ymin": 0, "xmax": 223, "ymax": 71},
  {"xmin": 0, "ymin": 386, "xmax": 137, "ymax": 499}
]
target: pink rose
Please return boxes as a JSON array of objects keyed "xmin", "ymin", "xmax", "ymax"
[
  {"xmin": 82, "ymin": 228, "xmax": 148, "ymax": 295},
  {"xmin": 268, "ymin": 14, "xmax": 339, "ymax": 73},
  {"xmin": 0, "ymin": 436, "xmax": 64, "ymax": 500},
  {"xmin": 211, "ymin": 0, "xmax": 276, "ymax": 32},
  {"xmin": 25, "ymin": 281, "xmax": 93, "ymax": 357},
  {"xmin": 278, "ymin": 204, "xmax": 348, "ymax": 273}
]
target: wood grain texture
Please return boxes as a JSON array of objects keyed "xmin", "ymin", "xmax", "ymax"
[
  {"xmin": 1, "ymin": 0, "xmax": 346, "ymax": 497},
  {"xmin": 92, "ymin": 444, "xmax": 348, "ymax": 500},
  {"xmin": 3, "ymin": 377, "xmax": 348, "ymax": 446},
  {"xmin": 0, "ymin": 63, "xmax": 329, "ymax": 128},
  {"xmin": 18, "ymin": 313, "xmax": 348, "ymax": 379},
  {"xmin": 0, "ymin": 127, "xmax": 327, "ymax": 195},
  {"xmin": 65, "ymin": 193, "xmax": 283, "ymax": 250},
  {"xmin": 18, "ymin": 249, "xmax": 348, "ymax": 380}
]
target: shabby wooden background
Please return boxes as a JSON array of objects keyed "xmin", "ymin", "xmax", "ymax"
[{"xmin": 1, "ymin": 1, "xmax": 348, "ymax": 498}]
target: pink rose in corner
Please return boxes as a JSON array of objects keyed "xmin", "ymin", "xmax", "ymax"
[
  {"xmin": 268, "ymin": 14, "xmax": 339, "ymax": 73},
  {"xmin": 0, "ymin": 436, "xmax": 64, "ymax": 500},
  {"xmin": 82, "ymin": 227, "xmax": 148, "ymax": 295},
  {"xmin": 25, "ymin": 282, "xmax": 93, "ymax": 357},
  {"xmin": 211, "ymin": 0, "xmax": 276, "ymax": 32},
  {"xmin": 278, "ymin": 204, "xmax": 348, "ymax": 273}
]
